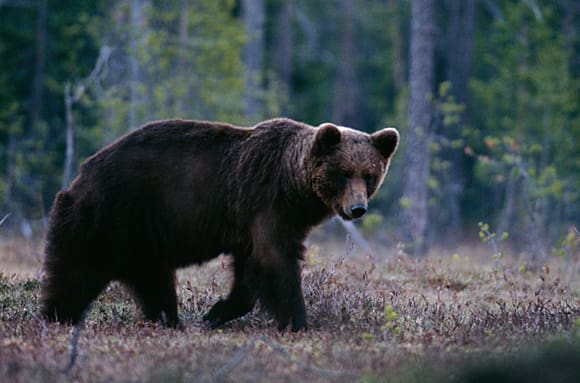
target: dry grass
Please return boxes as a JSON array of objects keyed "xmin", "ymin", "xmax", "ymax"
[{"xmin": 0, "ymin": 236, "xmax": 578, "ymax": 383}]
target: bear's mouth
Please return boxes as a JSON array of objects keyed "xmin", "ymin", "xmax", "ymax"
[
  {"xmin": 335, "ymin": 204, "xmax": 367, "ymax": 221},
  {"xmin": 336, "ymin": 205, "xmax": 354, "ymax": 221}
]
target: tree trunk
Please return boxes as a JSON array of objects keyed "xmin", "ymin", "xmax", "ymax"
[
  {"xmin": 128, "ymin": 0, "xmax": 144, "ymax": 130},
  {"xmin": 497, "ymin": 172, "xmax": 518, "ymax": 241},
  {"xmin": 242, "ymin": 0, "xmax": 265, "ymax": 121},
  {"xmin": 62, "ymin": 82, "xmax": 75, "ymax": 190},
  {"xmin": 177, "ymin": 0, "xmax": 189, "ymax": 117},
  {"xmin": 387, "ymin": 1, "xmax": 406, "ymax": 92},
  {"xmin": 332, "ymin": 0, "xmax": 359, "ymax": 128},
  {"xmin": 441, "ymin": 0, "xmax": 476, "ymax": 244},
  {"xmin": 401, "ymin": 0, "xmax": 436, "ymax": 256},
  {"xmin": 5, "ymin": 137, "xmax": 17, "ymax": 210},
  {"xmin": 271, "ymin": 0, "xmax": 294, "ymax": 116},
  {"xmin": 446, "ymin": 0, "xmax": 475, "ymax": 109},
  {"xmin": 30, "ymin": 0, "xmax": 47, "ymax": 127},
  {"xmin": 564, "ymin": 0, "xmax": 580, "ymax": 78}
]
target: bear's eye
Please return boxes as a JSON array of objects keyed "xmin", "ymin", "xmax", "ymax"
[
  {"xmin": 365, "ymin": 175, "xmax": 377, "ymax": 191},
  {"xmin": 341, "ymin": 170, "xmax": 353, "ymax": 181},
  {"xmin": 327, "ymin": 169, "xmax": 351, "ymax": 187}
]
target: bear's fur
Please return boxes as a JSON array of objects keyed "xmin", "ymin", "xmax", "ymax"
[{"xmin": 40, "ymin": 118, "xmax": 399, "ymax": 331}]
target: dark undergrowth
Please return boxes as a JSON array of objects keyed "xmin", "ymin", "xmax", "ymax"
[{"xmin": 0, "ymin": 240, "xmax": 578, "ymax": 382}]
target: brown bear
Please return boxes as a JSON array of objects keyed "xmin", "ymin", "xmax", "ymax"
[{"xmin": 40, "ymin": 118, "xmax": 399, "ymax": 332}]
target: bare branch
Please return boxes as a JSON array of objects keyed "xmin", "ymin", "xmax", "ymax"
[
  {"xmin": 70, "ymin": 45, "xmax": 112, "ymax": 104},
  {"xmin": 0, "ymin": 213, "xmax": 10, "ymax": 226},
  {"xmin": 524, "ymin": 0, "xmax": 543, "ymax": 21},
  {"xmin": 24, "ymin": 304, "xmax": 48, "ymax": 344},
  {"xmin": 63, "ymin": 323, "xmax": 83, "ymax": 373},
  {"xmin": 62, "ymin": 46, "xmax": 112, "ymax": 190}
]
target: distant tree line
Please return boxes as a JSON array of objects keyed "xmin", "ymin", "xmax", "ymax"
[{"xmin": 0, "ymin": 0, "xmax": 578, "ymax": 257}]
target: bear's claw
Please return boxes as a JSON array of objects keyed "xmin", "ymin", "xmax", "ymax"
[
  {"xmin": 202, "ymin": 300, "xmax": 226, "ymax": 328},
  {"xmin": 203, "ymin": 298, "xmax": 255, "ymax": 329}
]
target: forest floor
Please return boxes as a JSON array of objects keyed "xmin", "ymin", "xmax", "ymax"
[{"xmin": 0, "ymin": 236, "xmax": 578, "ymax": 383}]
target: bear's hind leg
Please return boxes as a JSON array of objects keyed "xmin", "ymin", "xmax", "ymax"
[
  {"xmin": 41, "ymin": 261, "xmax": 109, "ymax": 324},
  {"xmin": 203, "ymin": 254, "xmax": 258, "ymax": 328},
  {"xmin": 126, "ymin": 269, "xmax": 180, "ymax": 327}
]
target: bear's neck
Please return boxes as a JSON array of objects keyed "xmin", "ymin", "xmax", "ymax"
[
  {"xmin": 281, "ymin": 130, "xmax": 333, "ymax": 227},
  {"xmin": 283, "ymin": 130, "xmax": 314, "ymax": 182}
]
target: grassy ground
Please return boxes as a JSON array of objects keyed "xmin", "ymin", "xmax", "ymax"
[{"xmin": 0, "ymin": 236, "xmax": 578, "ymax": 383}]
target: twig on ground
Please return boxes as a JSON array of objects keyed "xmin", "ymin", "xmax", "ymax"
[
  {"xmin": 211, "ymin": 335, "xmax": 260, "ymax": 381},
  {"xmin": 25, "ymin": 304, "xmax": 48, "ymax": 344},
  {"xmin": 211, "ymin": 335, "xmax": 358, "ymax": 382},
  {"xmin": 62, "ymin": 306, "xmax": 91, "ymax": 374},
  {"xmin": 335, "ymin": 216, "xmax": 370, "ymax": 254}
]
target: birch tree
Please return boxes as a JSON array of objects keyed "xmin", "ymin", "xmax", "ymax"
[
  {"xmin": 401, "ymin": 0, "xmax": 436, "ymax": 255},
  {"xmin": 332, "ymin": 0, "xmax": 359, "ymax": 128},
  {"xmin": 242, "ymin": 0, "xmax": 265, "ymax": 121}
]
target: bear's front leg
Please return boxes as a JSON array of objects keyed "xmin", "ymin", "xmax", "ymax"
[
  {"xmin": 203, "ymin": 253, "xmax": 258, "ymax": 328},
  {"xmin": 258, "ymin": 256, "xmax": 307, "ymax": 332},
  {"xmin": 251, "ymin": 214, "xmax": 308, "ymax": 332}
]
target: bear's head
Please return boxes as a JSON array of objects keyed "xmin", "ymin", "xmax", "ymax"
[{"xmin": 309, "ymin": 123, "xmax": 399, "ymax": 220}]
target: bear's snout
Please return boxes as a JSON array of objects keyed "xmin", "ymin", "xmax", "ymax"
[
  {"xmin": 340, "ymin": 178, "xmax": 368, "ymax": 220},
  {"xmin": 349, "ymin": 203, "xmax": 367, "ymax": 219}
]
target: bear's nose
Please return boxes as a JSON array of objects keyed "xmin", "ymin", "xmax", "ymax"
[{"xmin": 350, "ymin": 203, "xmax": 367, "ymax": 219}]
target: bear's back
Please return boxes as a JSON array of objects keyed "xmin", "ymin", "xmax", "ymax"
[
  {"xmin": 59, "ymin": 120, "xmax": 255, "ymax": 264},
  {"xmin": 80, "ymin": 120, "xmax": 248, "ymax": 173}
]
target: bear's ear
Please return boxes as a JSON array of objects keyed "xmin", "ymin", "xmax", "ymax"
[
  {"xmin": 371, "ymin": 128, "xmax": 399, "ymax": 159},
  {"xmin": 312, "ymin": 123, "xmax": 341, "ymax": 156}
]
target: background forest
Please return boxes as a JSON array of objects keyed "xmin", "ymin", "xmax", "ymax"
[{"xmin": 0, "ymin": 0, "xmax": 578, "ymax": 258}]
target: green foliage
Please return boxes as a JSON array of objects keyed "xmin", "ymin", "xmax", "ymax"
[
  {"xmin": 379, "ymin": 304, "xmax": 401, "ymax": 335},
  {"xmin": 90, "ymin": 0, "xmax": 247, "ymax": 137},
  {"xmin": 361, "ymin": 213, "xmax": 384, "ymax": 235},
  {"xmin": 478, "ymin": 221, "xmax": 509, "ymax": 264},
  {"xmin": 468, "ymin": 1, "xmax": 579, "ymax": 247},
  {"xmin": 0, "ymin": 0, "xmax": 577, "ymax": 251},
  {"xmin": 0, "ymin": 1, "xmax": 103, "ymax": 215},
  {"xmin": 399, "ymin": 197, "xmax": 411, "ymax": 209},
  {"xmin": 425, "ymin": 81, "xmax": 467, "ymax": 234},
  {"xmin": 551, "ymin": 226, "xmax": 580, "ymax": 259},
  {"xmin": 477, "ymin": 222, "xmax": 508, "ymax": 245},
  {"xmin": 434, "ymin": 81, "xmax": 465, "ymax": 127}
]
